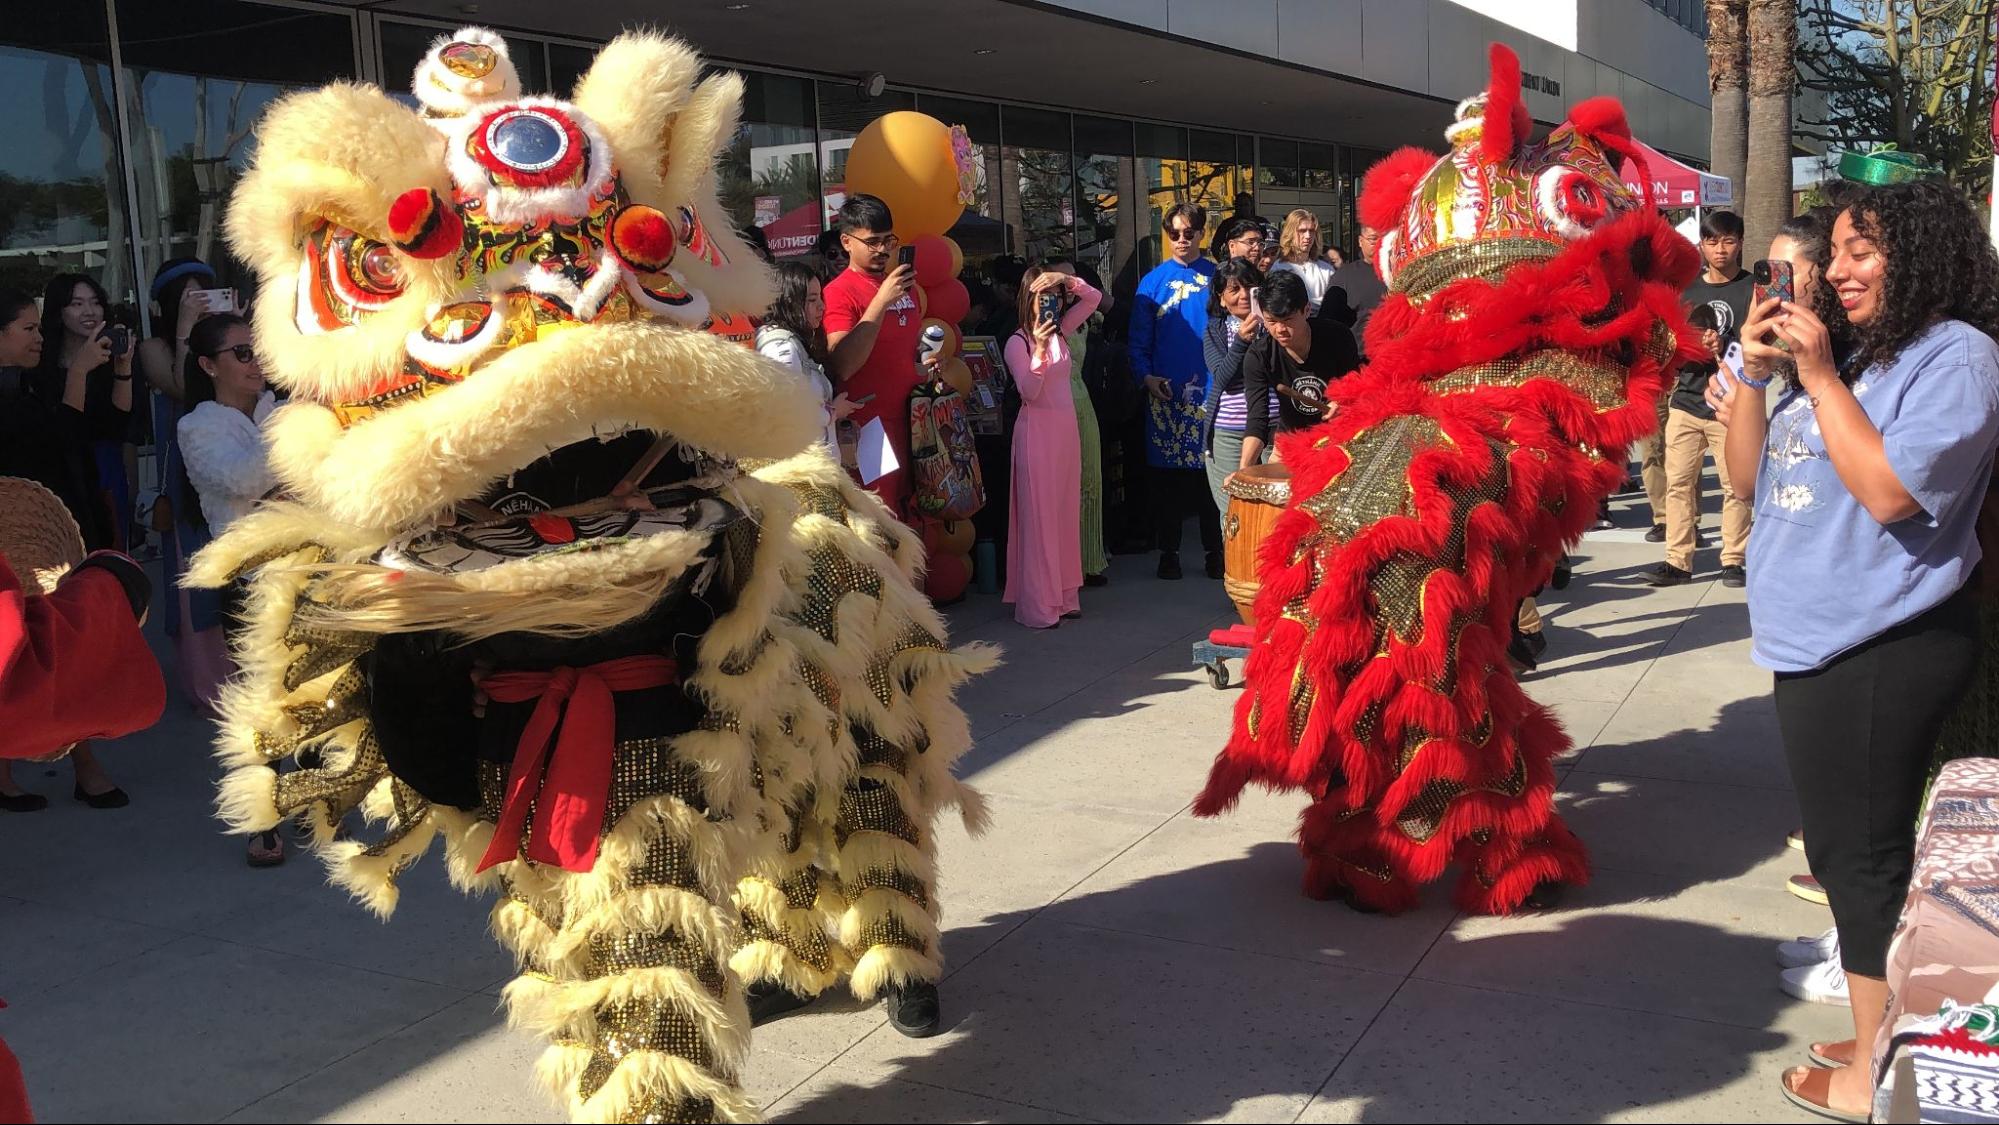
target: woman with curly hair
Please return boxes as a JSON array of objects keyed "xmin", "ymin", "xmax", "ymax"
[{"xmin": 1710, "ymin": 180, "xmax": 1999, "ymax": 1121}]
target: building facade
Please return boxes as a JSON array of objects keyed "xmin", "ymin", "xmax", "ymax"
[{"xmin": 2, "ymin": 0, "xmax": 1711, "ymax": 325}]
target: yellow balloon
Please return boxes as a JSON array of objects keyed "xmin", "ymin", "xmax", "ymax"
[
  {"xmin": 939, "ymin": 356, "xmax": 973, "ymax": 395},
  {"xmin": 942, "ymin": 236, "xmax": 965, "ymax": 278},
  {"xmin": 846, "ymin": 111, "xmax": 963, "ymax": 241}
]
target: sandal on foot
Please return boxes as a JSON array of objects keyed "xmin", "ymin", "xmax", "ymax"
[
  {"xmin": 246, "ymin": 831, "xmax": 285, "ymax": 868},
  {"xmin": 1780, "ymin": 1065, "xmax": 1867, "ymax": 1123},
  {"xmin": 1809, "ymin": 1040, "xmax": 1856, "ymax": 1068}
]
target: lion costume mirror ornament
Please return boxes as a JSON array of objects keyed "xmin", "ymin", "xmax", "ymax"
[
  {"xmin": 1195, "ymin": 45, "xmax": 1699, "ymax": 915},
  {"xmin": 193, "ymin": 28, "xmax": 991, "ymax": 1122}
]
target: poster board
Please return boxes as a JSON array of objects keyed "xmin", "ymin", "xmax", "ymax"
[{"xmin": 958, "ymin": 335, "xmax": 1010, "ymax": 435}]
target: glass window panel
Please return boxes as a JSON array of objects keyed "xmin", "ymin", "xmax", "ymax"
[
  {"xmin": 716, "ymin": 71, "xmax": 819, "ymax": 259},
  {"xmin": 1133, "ymin": 122, "xmax": 1184, "ymax": 160},
  {"xmin": 1000, "ymin": 105, "xmax": 1067, "ymax": 152},
  {"xmin": 919, "ymin": 94, "xmax": 1002, "ymax": 265},
  {"xmin": 1189, "ymin": 129, "xmax": 1231, "ymax": 163},
  {"xmin": 549, "ymin": 42, "xmax": 593, "ymax": 94},
  {"xmin": 1301, "ymin": 141, "xmax": 1337, "ymax": 189},
  {"xmin": 1003, "ymin": 143, "xmax": 1072, "ymax": 262},
  {"xmin": 120, "ymin": 1, "xmax": 356, "ymax": 300},
  {"xmin": 1258, "ymin": 137, "xmax": 1300, "ymax": 188},
  {"xmin": 0, "ymin": 9, "xmax": 128, "ymax": 301},
  {"xmin": 378, "ymin": 19, "xmax": 544, "ymax": 102},
  {"xmin": 816, "ymin": 80, "xmax": 914, "ymax": 227},
  {"xmin": 1074, "ymin": 114, "xmax": 1131, "ymax": 157},
  {"xmin": 1075, "ymin": 148, "xmax": 1136, "ymax": 292}
]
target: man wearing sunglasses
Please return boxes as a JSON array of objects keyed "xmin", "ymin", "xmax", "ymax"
[
  {"xmin": 824, "ymin": 193, "xmax": 931, "ymax": 516},
  {"xmin": 1128, "ymin": 201, "xmax": 1223, "ymax": 580}
]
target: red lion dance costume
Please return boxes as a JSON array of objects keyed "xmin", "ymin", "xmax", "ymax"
[{"xmin": 1195, "ymin": 46, "xmax": 1698, "ymax": 915}]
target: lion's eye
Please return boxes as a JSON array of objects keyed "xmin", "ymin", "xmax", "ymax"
[{"xmin": 295, "ymin": 221, "xmax": 408, "ymax": 334}]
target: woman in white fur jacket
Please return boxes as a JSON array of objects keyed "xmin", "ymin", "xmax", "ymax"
[
  {"xmin": 176, "ymin": 312, "xmax": 283, "ymax": 867},
  {"xmin": 176, "ymin": 313, "xmax": 275, "ymax": 538}
]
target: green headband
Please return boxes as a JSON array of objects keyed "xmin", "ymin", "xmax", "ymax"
[{"xmin": 1837, "ymin": 146, "xmax": 1944, "ymax": 186}]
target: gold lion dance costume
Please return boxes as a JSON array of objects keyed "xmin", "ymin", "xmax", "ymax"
[
  {"xmin": 1195, "ymin": 46, "xmax": 1698, "ymax": 915},
  {"xmin": 193, "ymin": 29, "xmax": 989, "ymax": 1122}
]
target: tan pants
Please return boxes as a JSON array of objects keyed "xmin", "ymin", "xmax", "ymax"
[
  {"xmin": 1641, "ymin": 393, "xmax": 1669, "ymax": 526},
  {"xmin": 1663, "ymin": 407, "xmax": 1750, "ymax": 571}
]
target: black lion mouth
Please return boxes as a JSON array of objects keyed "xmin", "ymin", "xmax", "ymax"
[{"xmin": 379, "ymin": 430, "xmax": 740, "ymax": 574}]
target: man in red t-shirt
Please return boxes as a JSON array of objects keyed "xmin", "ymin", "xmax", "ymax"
[{"xmin": 821, "ymin": 194, "xmax": 935, "ymax": 517}]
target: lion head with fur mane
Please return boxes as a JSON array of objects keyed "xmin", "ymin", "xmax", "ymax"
[{"xmin": 212, "ymin": 27, "xmax": 820, "ymax": 636}]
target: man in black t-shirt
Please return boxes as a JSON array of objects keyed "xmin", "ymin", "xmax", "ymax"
[
  {"xmin": 1642, "ymin": 301, "xmax": 1751, "ymax": 588},
  {"xmin": 1640, "ymin": 209, "xmax": 1752, "ymax": 542},
  {"xmin": 1238, "ymin": 270, "xmax": 1359, "ymax": 469}
]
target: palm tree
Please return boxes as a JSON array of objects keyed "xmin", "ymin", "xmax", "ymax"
[
  {"xmin": 1745, "ymin": 0, "xmax": 1798, "ymax": 255},
  {"xmin": 1706, "ymin": 0, "xmax": 1750, "ymax": 204}
]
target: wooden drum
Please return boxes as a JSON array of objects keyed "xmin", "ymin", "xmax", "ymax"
[{"xmin": 1221, "ymin": 463, "xmax": 1293, "ymax": 625}]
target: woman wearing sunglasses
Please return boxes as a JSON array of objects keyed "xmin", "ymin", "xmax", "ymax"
[{"xmin": 176, "ymin": 313, "xmax": 285, "ymax": 863}]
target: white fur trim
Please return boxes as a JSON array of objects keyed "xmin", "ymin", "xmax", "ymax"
[
  {"xmin": 623, "ymin": 269, "xmax": 711, "ymax": 328},
  {"xmin": 403, "ymin": 297, "xmax": 503, "ymax": 371}
]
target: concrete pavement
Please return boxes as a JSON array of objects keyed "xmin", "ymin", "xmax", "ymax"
[{"xmin": 0, "ymin": 486, "xmax": 1842, "ymax": 1123}]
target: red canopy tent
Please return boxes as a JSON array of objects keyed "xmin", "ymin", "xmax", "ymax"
[{"xmin": 1619, "ymin": 141, "xmax": 1733, "ymax": 209}]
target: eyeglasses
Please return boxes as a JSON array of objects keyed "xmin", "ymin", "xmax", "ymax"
[
  {"xmin": 844, "ymin": 232, "xmax": 898, "ymax": 251},
  {"xmin": 209, "ymin": 343, "xmax": 256, "ymax": 364},
  {"xmin": 1166, "ymin": 227, "xmax": 1203, "ymax": 243},
  {"xmin": 1230, "ymin": 235, "xmax": 1264, "ymax": 248}
]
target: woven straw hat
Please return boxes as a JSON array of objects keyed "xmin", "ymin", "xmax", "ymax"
[{"xmin": 0, "ymin": 477, "xmax": 87, "ymax": 594}]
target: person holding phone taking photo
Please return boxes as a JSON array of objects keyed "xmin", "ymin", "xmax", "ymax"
[
  {"xmin": 823, "ymin": 194, "xmax": 935, "ymax": 517},
  {"xmin": 1003, "ymin": 266, "xmax": 1101, "ymax": 628},
  {"xmin": 1237, "ymin": 270, "xmax": 1358, "ymax": 471},
  {"xmin": 1200, "ymin": 257, "xmax": 1267, "ymax": 513},
  {"xmin": 1708, "ymin": 182, "xmax": 1999, "ymax": 1122}
]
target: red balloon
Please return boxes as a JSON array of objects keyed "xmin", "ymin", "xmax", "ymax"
[
  {"xmin": 924, "ymin": 277, "xmax": 971, "ymax": 327},
  {"xmin": 923, "ymin": 550, "xmax": 972, "ymax": 603},
  {"xmin": 912, "ymin": 235, "xmax": 954, "ymax": 288}
]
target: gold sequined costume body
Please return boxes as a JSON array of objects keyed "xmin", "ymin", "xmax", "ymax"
[{"xmin": 191, "ymin": 29, "xmax": 987, "ymax": 1123}]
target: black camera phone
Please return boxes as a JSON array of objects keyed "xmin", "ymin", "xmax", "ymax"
[{"xmin": 897, "ymin": 245, "xmax": 916, "ymax": 271}]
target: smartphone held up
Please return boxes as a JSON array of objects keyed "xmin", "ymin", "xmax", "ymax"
[
  {"xmin": 1036, "ymin": 290, "xmax": 1063, "ymax": 328},
  {"xmin": 1751, "ymin": 259, "xmax": 1794, "ymax": 314}
]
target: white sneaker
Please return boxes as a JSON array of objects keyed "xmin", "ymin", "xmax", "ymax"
[
  {"xmin": 1780, "ymin": 958, "xmax": 1850, "ymax": 1006},
  {"xmin": 1776, "ymin": 927, "xmax": 1839, "ymax": 969}
]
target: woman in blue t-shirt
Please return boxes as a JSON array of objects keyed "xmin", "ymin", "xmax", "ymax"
[{"xmin": 1710, "ymin": 181, "xmax": 1999, "ymax": 1121}]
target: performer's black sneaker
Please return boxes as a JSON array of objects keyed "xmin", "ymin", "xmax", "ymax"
[
  {"xmin": 1642, "ymin": 563, "xmax": 1692, "ymax": 587},
  {"xmin": 1524, "ymin": 881, "xmax": 1567, "ymax": 910},
  {"xmin": 745, "ymin": 980, "xmax": 814, "ymax": 1026},
  {"xmin": 1507, "ymin": 629, "xmax": 1548, "ymax": 672},
  {"xmin": 1157, "ymin": 553, "xmax": 1183, "ymax": 580},
  {"xmin": 885, "ymin": 981, "xmax": 942, "ymax": 1038},
  {"xmin": 1204, "ymin": 551, "xmax": 1225, "ymax": 580},
  {"xmin": 1550, "ymin": 554, "xmax": 1573, "ymax": 590},
  {"xmin": 1644, "ymin": 523, "xmax": 1667, "ymax": 542}
]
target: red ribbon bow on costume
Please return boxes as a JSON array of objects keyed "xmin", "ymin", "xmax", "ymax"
[{"xmin": 474, "ymin": 655, "xmax": 679, "ymax": 874}]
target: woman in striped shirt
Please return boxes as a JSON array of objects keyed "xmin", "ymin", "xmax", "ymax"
[{"xmin": 1200, "ymin": 256, "xmax": 1272, "ymax": 513}]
